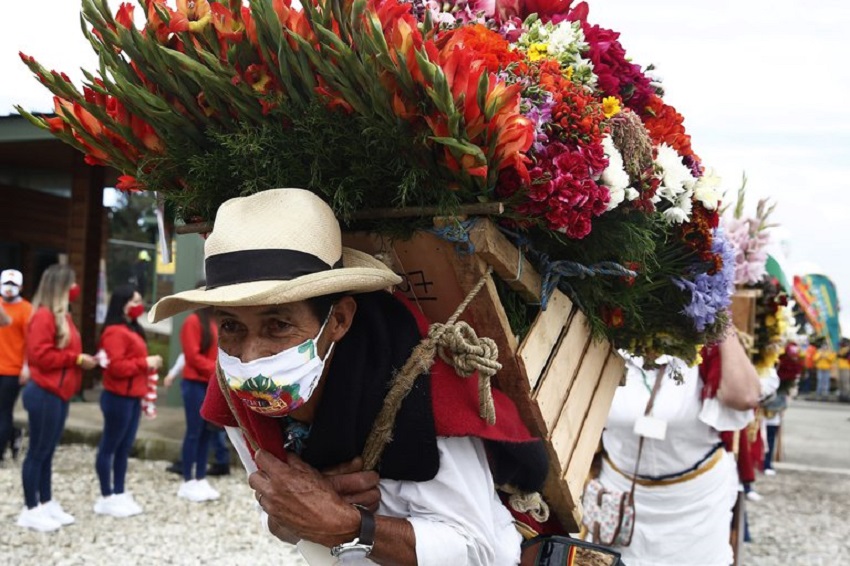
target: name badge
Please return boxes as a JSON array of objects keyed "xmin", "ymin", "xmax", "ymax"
[{"xmin": 634, "ymin": 415, "xmax": 667, "ymax": 441}]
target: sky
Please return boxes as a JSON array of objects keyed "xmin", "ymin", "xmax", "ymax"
[{"xmin": 1, "ymin": 0, "xmax": 848, "ymax": 334}]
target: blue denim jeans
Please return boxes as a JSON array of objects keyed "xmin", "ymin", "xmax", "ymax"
[
  {"xmin": 181, "ymin": 379, "xmax": 211, "ymax": 481},
  {"xmin": 763, "ymin": 424, "xmax": 779, "ymax": 470},
  {"xmin": 816, "ymin": 368, "xmax": 832, "ymax": 396},
  {"xmin": 95, "ymin": 391, "xmax": 141, "ymax": 496},
  {"xmin": 21, "ymin": 382, "xmax": 69, "ymax": 508},
  {"xmin": 0, "ymin": 375, "xmax": 22, "ymax": 461}
]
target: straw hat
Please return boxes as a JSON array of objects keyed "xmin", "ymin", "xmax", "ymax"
[{"xmin": 149, "ymin": 188, "xmax": 402, "ymax": 322}]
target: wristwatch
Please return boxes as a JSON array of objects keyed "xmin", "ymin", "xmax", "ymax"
[{"xmin": 330, "ymin": 504, "xmax": 375, "ymax": 559}]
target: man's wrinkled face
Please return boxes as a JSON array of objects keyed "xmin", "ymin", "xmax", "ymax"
[{"xmin": 215, "ymin": 301, "xmax": 326, "ymax": 364}]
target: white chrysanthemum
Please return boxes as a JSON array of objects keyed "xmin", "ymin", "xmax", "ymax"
[
  {"xmin": 547, "ymin": 21, "xmax": 580, "ymax": 54},
  {"xmin": 662, "ymin": 193, "xmax": 694, "ymax": 224},
  {"xmin": 600, "ymin": 136, "xmax": 632, "ymax": 211},
  {"xmin": 693, "ymin": 168, "xmax": 723, "ymax": 211},
  {"xmin": 655, "ymin": 143, "xmax": 696, "ymax": 203}
]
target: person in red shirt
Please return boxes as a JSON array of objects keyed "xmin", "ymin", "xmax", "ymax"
[
  {"xmin": 0, "ymin": 268, "xmax": 33, "ymax": 463},
  {"xmin": 93, "ymin": 285, "xmax": 162, "ymax": 519},
  {"xmin": 18, "ymin": 264, "xmax": 97, "ymax": 532},
  {"xmin": 164, "ymin": 305, "xmax": 221, "ymax": 502}
]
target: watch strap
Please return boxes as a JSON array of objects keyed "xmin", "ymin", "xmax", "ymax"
[{"xmin": 354, "ymin": 504, "xmax": 375, "ymax": 546}]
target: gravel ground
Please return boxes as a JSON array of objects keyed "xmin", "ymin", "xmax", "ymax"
[
  {"xmin": 1, "ymin": 444, "xmax": 308, "ymax": 566},
  {"xmin": 3, "ymin": 444, "xmax": 848, "ymax": 565},
  {"xmin": 744, "ymin": 467, "xmax": 850, "ymax": 565}
]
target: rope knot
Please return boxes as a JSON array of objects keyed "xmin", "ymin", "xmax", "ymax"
[{"xmin": 429, "ymin": 320, "xmax": 500, "ymax": 425}]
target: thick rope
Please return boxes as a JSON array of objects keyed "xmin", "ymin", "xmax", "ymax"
[
  {"xmin": 432, "ymin": 321, "xmax": 499, "ymax": 425},
  {"xmin": 361, "ymin": 265, "xmax": 496, "ymax": 471},
  {"xmin": 500, "ymin": 484, "xmax": 551, "ymax": 523},
  {"xmin": 215, "ymin": 362, "xmax": 260, "ymax": 453}
]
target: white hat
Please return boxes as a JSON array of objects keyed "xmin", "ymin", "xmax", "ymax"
[
  {"xmin": 149, "ymin": 189, "xmax": 402, "ymax": 322},
  {"xmin": 0, "ymin": 269, "xmax": 23, "ymax": 286}
]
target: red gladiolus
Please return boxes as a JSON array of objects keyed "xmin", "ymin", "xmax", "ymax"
[
  {"xmin": 116, "ymin": 3, "xmax": 135, "ymax": 29},
  {"xmin": 643, "ymin": 95, "xmax": 695, "ymax": 158},
  {"xmin": 211, "ymin": 3, "xmax": 244, "ymax": 42},
  {"xmin": 116, "ymin": 175, "xmax": 145, "ymax": 192}
]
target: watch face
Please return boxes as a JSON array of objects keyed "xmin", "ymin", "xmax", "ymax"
[{"xmin": 330, "ymin": 541, "xmax": 373, "ymax": 558}]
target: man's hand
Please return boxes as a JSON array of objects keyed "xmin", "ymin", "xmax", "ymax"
[
  {"xmin": 249, "ymin": 450, "xmax": 361, "ymax": 548},
  {"xmin": 322, "ymin": 456, "xmax": 381, "ymax": 513}
]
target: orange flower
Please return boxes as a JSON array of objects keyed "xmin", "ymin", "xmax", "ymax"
[
  {"xmin": 643, "ymin": 95, "xmax": 695, "ymax": 158},
  {"xmin": 437, "ymin": 25, "xmax": 521, "ymax": 73}
]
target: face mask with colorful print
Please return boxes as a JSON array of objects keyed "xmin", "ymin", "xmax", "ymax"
[{"xmin": 218, "ymin": 310, "xmax": 335, "ymax": 417}]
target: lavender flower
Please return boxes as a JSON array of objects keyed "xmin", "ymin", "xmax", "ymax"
[
  {"xmin": 674, "ymin": 228, "xmax": 736, "ymax": 332},
  {"xmin": 522, "ymin": 93, "xmax": 554, "ymax": 152}
]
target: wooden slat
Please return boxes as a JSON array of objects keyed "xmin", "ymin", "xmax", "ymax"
[
  {"xmin": 564, "ymin": 350, "xmax": 625, "ymax": 507},
  {"xmin": 533, "ymin": 309, "xmax": 591, "ymax": 433},
  {"xmin": 467, "ymin": 220, "xmax": 542, "ymax": 303},
  {"xmin": 550, "ymin": 339, "xmax": 610, "ymax": 471},
  {"xmin": 517, "ymin": 289, "xmax": 576, "ymax": 390}
]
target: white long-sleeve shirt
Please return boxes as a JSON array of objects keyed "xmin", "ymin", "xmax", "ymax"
[{"xmin": 226, "ymin": 428, "xmax": 522, "ymax": 566}]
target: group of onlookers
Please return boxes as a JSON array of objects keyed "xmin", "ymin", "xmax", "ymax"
[{"xmin": 0, "ymin": 266, "xmax": 223, "ymax": 532}]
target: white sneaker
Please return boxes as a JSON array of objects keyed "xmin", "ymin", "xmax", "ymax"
[
  {"xmin": 195, "ymin": 479, "xmax": 220, "ymax": 501},
  {"xmin": 93, "ymin": 495, "xmax": 136, "ymax": 518},
  {"xmin": 16, "ymin": 506, "xmax": 61, "ymax": 532},
  {"xmin": 746, "ymin": 490, "xmax": 764, "ymax": 502},
  {"xmin": 113, "ymin": 492, "xmax": 143, "ymax": 516},
  {"xmin": 41, "ymin": 500, "xmax": 75, "ymax": 526},
  {"xmin": 764, "ymin": 468, "xmax": 777, "ymax": 477},
  {"xmin": 177, "ymin": 480, "xmax": 208, "ymax": 502}
]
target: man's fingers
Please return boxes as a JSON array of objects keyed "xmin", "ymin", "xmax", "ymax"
[
  {"xmin": 323, "ymin": 456, "xmax": 364, "ymax": 476},
  {"xmin": 247, "ymin": 469, "xmax": 272, "ymax": 494},
  {"xmin": 254, "ymin": 449, "xmax": 290, "ymax": 475},
  {"xmin": 341, "ymin": 487, "xmax": 381, "ymax": 513},
  {"xmin": 326, "ymin": 470, "xmax": 380, "ymax": 496}
]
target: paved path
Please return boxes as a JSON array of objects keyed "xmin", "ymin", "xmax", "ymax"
[{"xmin": 743, "ymin": 399, "xmax": 850, "ymax": 564}]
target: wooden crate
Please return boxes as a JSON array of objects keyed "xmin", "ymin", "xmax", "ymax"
[
  {"xmin": 730, "ymin": 288, "xmax": 762, "ymax": 336},
  {"xmin": 344, "ymin": 219, "xmax": 625, "ymax": 531}
]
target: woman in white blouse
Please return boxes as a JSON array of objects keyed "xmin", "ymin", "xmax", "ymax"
[{"xmin": 598, "ymin": 332, "xmax": 760, "ymax": 566}]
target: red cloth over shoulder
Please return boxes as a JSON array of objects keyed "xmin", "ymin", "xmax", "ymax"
[{"xmin": 699, "ymin": 344, "xmax": 721, "ymax": 400}]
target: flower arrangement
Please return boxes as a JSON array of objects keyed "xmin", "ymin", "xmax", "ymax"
[
  {"xmin": 18, "ymin": 0, "xmax": 733, "ymax": 363},
  {"xmin": 749, "ymin": 276, "xmax": 790, "ymax": 374}
]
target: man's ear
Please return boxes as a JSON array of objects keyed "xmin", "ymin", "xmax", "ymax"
[{"xmin": 326, "ymin": 295, "xmax": 357, "ymax": 343}]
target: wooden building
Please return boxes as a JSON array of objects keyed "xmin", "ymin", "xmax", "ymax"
[{"xmin": 0, "ymin": 114, "xmax": 111, "ymax": 359}]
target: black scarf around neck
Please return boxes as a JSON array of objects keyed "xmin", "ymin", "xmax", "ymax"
[{"xmin": 299, "ymin": 291, "xmax": 440, "ymax": 481}]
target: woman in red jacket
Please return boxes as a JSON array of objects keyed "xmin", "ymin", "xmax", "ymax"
[
  {"xmin": 18, "ymin": 264, "xmax": 97, "ymax": 532},
  {"xmin": 166, "ymin": 307, "xmax": 221, "ymax": 502},
  {"xmin": 93, "ymin": 285, "xmax": 162, "ymax": 518}
]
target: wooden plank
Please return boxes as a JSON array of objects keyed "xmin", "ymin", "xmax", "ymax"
[
  {"xmin": 564, "ymin": 350, "xmax": 625, "ymax": 507},
  {"xmin": 467, "ymin": 220, "xmax": 542, "ymax": 303},
  {"xmin": 533, "ymin": 309, "xmax": 592, "ymax": 433},
  {"xmin": 550, "ymin": 339, "xmax": 610, "ymax": 472},
  {"xmin": 342, "ymin": 231, "xmax": 469, "ymax": 325},
  {"xmin": 730, "ymin": 289, "xmax": 762, "ymax": 336},
  {"xmin": 517, "ymin": 289, "xmax": 576, "ymax": 390}
]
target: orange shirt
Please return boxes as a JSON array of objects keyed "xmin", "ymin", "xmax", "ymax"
[{"xmin": 0, "ymin": 299, "xmax": 33, "ymax": 375}]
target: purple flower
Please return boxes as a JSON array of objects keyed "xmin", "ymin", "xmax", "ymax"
[
  {"xmin": 674, "ymin": 228, "xmax": 735, "ymax": 332},
  {"xmin": 522, "ymin": 93, "xmax": 554, "ymax": 152}
]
